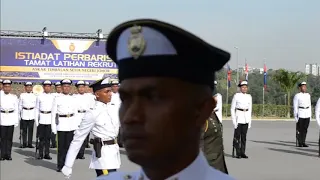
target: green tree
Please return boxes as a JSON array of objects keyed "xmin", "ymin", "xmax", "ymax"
[{"xmin": 272, "ymin": 69, "xmax": 306, "ymax": 117}]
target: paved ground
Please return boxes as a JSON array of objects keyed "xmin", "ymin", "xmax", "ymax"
[{"xmin": 1, "ymin": 120, "xmax": 319, "ymax": 180}]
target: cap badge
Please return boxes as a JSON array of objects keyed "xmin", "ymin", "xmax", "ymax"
[{"xmin": 128, "ymin": 25, "xmax": 146, "ymax": 59}]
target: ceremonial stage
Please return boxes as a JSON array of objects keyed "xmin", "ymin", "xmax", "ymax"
[{"xmin": 1, "ymin": 121, "xmax": 319, "ymax": 180}]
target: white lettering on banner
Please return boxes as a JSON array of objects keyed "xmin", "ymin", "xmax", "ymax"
[
  {"xmin": 87, "ymin": 61, "xmax": 117, "ymax": 68},
  {"xmin": 24, "ymin": 60, "xmax": 51, "ymax": 66},
  {"xmin": 53, "ymin": 61, "xmax": 85, "ymax": 67}
]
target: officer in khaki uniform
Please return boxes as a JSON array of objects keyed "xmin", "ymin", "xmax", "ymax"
[
  {"xmin": 62, "ymin": 78, "xmax": 121, "ymax": 178},
  {"xmin": 0, "ymin": 80, "xmax": 19, "ymax": 161},
  {"xmin": 200, "ymin": 80, "xmax": 228, "ymax": 174},
  {"xmin": 19, "ymin": 82, "xmax": 37, "ymax": 148}
]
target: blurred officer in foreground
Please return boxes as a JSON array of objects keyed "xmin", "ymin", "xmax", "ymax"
[
  {"xmin": 0, "ymin": 80, "xmax": 19, "ymax": 161},
  {"xmin": 97, "ymin": 19, "xmax": 234, "ymax": 180},
  {"xmin": 51, "ymin": 79, "xmax": 78, "ymax": 172},
  {"xmin": 231, "ymin": 81, "xmax": 252, "ymax": 159},
  {"xmin": 62, "ymin": 78, "xmax": 121, "ymax": 178},
  {"xmin": 35, "ymin": 80, "xmax": 55, "ymax": 160},
  {"xmin": 73, "ymin": 80, "xmax": 95, "ymax": 159},
  {"xmin": 0, "ymin": 79, "xmax": 3, "ymax": 95},
  {"xmin": 19, "ymin": 82, "xmax": 37, "ymax": 148},
  {"xmin": 315, "ymin": 97, "xmax": 320, "ymax": 157},
  {"xmin": 200, "ymin": 80, "xmax": 228, "ymax": 174},
  {"xmin": 293, "ymin": 82, "xmax": 312, "ymax": 147},
  {"xmin": 51, "ymin": 81, "xmax": 62, "ymax": 148}
]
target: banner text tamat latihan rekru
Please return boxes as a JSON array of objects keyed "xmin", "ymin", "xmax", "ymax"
[{"xmin": 15, "ymin": 52, "xmax": 116, "ymax": 68}]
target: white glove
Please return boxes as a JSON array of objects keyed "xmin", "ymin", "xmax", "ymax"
[
  {"xmin": 14, "ymin": 123, "xmax": 19, "ymax": 128},
  {"xmin": 233, "ymin": 123, "xmax": 238, "ymax": 129},
  {"xmin": 248, "ymin": 123, "xmax": 251, "ymax": 129},
  {"xmin": 61, "ymin": 166, "xmax": 72, "ymax": 179}
]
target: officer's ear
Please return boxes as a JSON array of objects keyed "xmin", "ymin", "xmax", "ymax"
[{"xmin": 94, "ymin": 91, "xmax": 99, "ymax": 98}]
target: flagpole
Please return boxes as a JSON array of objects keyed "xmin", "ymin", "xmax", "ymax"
[
  {"xmin": 262, "ymin": 87, "xmax": 265, "ymax": 118},
  {"xmin": 226, "ymin": 78, "xmax": 229, "ymax": 118}
]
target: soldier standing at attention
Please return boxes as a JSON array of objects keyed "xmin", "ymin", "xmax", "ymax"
[
  {"xmin": 51, "ymin": 79, "xmax": 78, "ymax": 172},
  {"xmin": 35, "ymin": 80, "xmax": 55, "ymax": 160},
  {"xmin": 50, "ymin": 81, "xmax": 62, "ymax": 148},
  {"xmin": 213, "ymin": 81, "xmax": 223, "ymax": 121},
  {"xmin": 0, "ymin": 80, "xmax": 19, "ymax": 161},
  {"xmin": 97, "ymin": 19, "xmax": 234, "ymax": 180},
  {"xmin": 231, "ymin": 80, "xmax": 252, "ymax": 159},
  {"xmin": 315, "ymin": 97, "xmax": 320, "ymax": 157},
  {"xmin": 19, "ymin": 82, "xmax": 37, "ymax": 148},
  {"xmin": 293, "ymin": 82, "xmax": 312, "ymax": 147},
  {"xmin": 84, "ymin": 81, "xmax": 95, "ymax": 148},
  {"xmin": 73, "ymin": 80, "xmax": 95, "ymax": 159},
  {"xmin": 62, "ymin": 78, "xmax": 121, "ymax": 178},
  {"xmin": 200, "ymin": 80, "xmax": 228, "ymax": 174}
]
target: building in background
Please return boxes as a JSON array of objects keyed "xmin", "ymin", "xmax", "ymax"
[{"xmin": 305, "ymin": 63, "xmax": 319, "ymax": 76}]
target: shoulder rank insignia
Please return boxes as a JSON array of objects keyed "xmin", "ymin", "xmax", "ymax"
[{"xmin": 128, "ymin": 25, "xmax": 146, "ymax": 59}]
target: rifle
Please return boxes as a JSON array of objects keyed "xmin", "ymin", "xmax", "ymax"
[{"xmin": 35, "ymin": 126, "xmax": 39, "ymax": 159}]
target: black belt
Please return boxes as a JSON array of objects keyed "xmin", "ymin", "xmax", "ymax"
[
  {"xmin": 40, "ymin": 111, "xmax": 51, "ymax": 114},
  {"xmin": 58, "ymin": 114, "xmax": 74, "ymax": 118},
  {"xmin": 236, "ymin": 108, "xmax": 249, "ymax": 112},
  {"xmin": 23, "ymin": 107, "xmax": 34, "ymax": 110},
  {"xmin": 102, "ymin": 139, "xmax": 117, "ymax": 145},
  {"xmin": 78, "ymin": 110, "xmax": 86, "ymax": 113},
  {"xmin": 299, "ymin": 106, "xmax": 309, "ymax": 109},
  {"xmin": 1, "ymin": 110, "xmax": 14, "ymax": 113}
]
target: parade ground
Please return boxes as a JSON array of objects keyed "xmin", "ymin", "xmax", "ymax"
[{"xmin": 1, "ymin": 120, "xmax": 319, "ymax": 180}]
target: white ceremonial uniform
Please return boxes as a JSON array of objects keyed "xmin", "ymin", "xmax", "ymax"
[
  {"xmin": 231, "ymin": 93, "xmax": 252, "ymax": 128},
  {"xmin": 19, "ymin": 92, "xmax": 37, "ymax": 120},
  {"xmin": 51, "ymin": 94, "xmax": 78, "ymax": 133},
  {"xmin": 96, "ymin": 152, "xmax": 234, "ymax": 180},
  {"xmin": 0, "ymin": 93, "xmax": 19, "ymax": 126},
  {"xmin": 214, "ymin": 93, "xmax": 223, "ymax": 122},
  {"xmin": 293, "ymin": 92, "xmax": 312, "ymax": 121},
  {"xmin": 0, "ymin": 90, "xmax": 4, "ymax": 95},
  {"xmin": 64, "ymin": 101, "xmax": 121, "ymax": 172},
  {"xmin": 315, "ymin": 98, "xmax": 320, "ymax": 128},
  {"xmin": 73, "ymin": 93, "xmax": 95, "ymax": 128},
  {"xmin": 111, "ymin": 92, "xmax": 121, "ymax": 106},
  {"xmin": 35, "ymin": 93, "xmax": 55, "ymax": 126},
  {"xmin": 52, "ymin": 92, "xmax": 62, "ymax": 98}
]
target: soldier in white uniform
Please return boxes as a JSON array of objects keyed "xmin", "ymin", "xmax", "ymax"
[
  {"xmin": 110, "ymin": 80, "xmax": 123, "ymax": 147},
  {"xmin": 50, "ymin": 81, "xmax": 62, "ymax": 148},
  {"xmin": 84, "ymin": 81, "xmax": 95, "ymax": 148},
  {"xmin": 73, "ymin": 80, "xmax": 95, "ymax": 159},
  {"xmin": 19, "ymin": 82, "xmax": 37, "ymax": 148},
  {"xmin": 231, "ymin": 80, "xmax": 252, "ymax": 159},
  {"xmin": 0, "ymin": 80, "xmax": 19, "ymax": 161},
  {"xmin": 293, "ymin": 82, "xmax": 312, "ymax": 147},
  {"xmin": 315, "ymin": 97, "xmax": 320, "ymax": 157},
  {"xmin": 35, "ymin": 80, "xmax": 55, "ymax": 160},
  {"xmin": 213, "ymin": 81, "xmax": 223, "ymax": 122},
  {"xmin": 62, "ymin": 78, "xmax": 120, "ymax": 178},
  {"xmin": 51, "ymin": 79, "xmax": 78, "ymax": 172},
  {"xmin": 96, "ymin": 19, "xmax": 234, "ymax": 180}
]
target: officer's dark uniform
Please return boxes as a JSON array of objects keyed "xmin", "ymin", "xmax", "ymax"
[{"xmin": 200, "ymin": 111, "xmax": 228, "ymax": 174}]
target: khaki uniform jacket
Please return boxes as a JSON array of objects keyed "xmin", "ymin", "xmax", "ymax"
[{"xmin": 200, "ymin": 112, "xmax": 228, "ymax": 174}]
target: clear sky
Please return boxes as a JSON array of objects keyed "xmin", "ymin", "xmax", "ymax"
[{"xmin": 1, "ymin": 0, "xmax": 319, "ymax": 71}]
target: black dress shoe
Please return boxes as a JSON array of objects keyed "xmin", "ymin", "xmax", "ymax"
[
  {"xmin": 44, "ymin": 155, "xmax": 52, "ymax": 160},
  {"xmin": 302, "ymin": 144, "xmax": 309, "ymax": 147},
  {"xmin": 28, "ymin": 145, "xmax": 34, "ymax": 148},
  {"xmin": 85, "ymin": 144, "xmax": 90, "ymax": 148},
  {"xmin": 50, "ymin": 145, "xmax": 57, "ymax": 148},
  {"xmin": 6, "ymin": 157, "xmax": 12, "ymax": 161},
  {"xmin": 76, "ymin": 155, "xmax": 85, "ymax": 160},
  {"xmin": 56, "ymin": 168, "xmax": 61, "ymax": 172},
  {"xmin": 241, "ymin": 154, "xmax": 249, "ymax": 159},
  {"xmin": 20, "ymin": 145, "xmax": 27, "ymax": 148},
  {"xmin": 0, "ymin": 157, "xmax": 5, "ymax": 161},
  {"xmin": 235, "ymin": 155, "xmax": 241, "ymax": 159},
  {"xmin": 37, "ymin": 156, "xmax": 43, "ymax": 160}
]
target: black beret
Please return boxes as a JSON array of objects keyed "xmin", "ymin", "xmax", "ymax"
[
  {"xmin": 24, "ymin": 82, "xmax": 33, "ymax": 86},
  {"xmin": 2, "ymin": 79, "xmax": 12, "ymax": 85},
  {"xmin": 90, "ymin": 78, "xmax": 112, "ymax": 92},
  {"xmin": 60, "ymin": 79, "xmax": 72, "ymax": 85},
  {"xmin": 106, "ymin": 19, "xmax": 230, "ymax": 87},
  {"xmin": 42, "ymin": 80, "xmax": 52, "ymax": 85}
]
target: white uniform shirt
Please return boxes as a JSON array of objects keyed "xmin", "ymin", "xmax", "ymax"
[
  {"xmin": 51, "ymin": 94, "xmax": 78, "ymax": 133},
  {"xmin": 52, "ymin": 92, "xmax": 62, "ymax": 98},
  {"xmin": 213, "ymin": 93, "xmax": 223, "ymax": 123},
  {"xmin": 65, "ymin": 101, "xmax": 120, "ymax": 170},
  {"xmin": 35, "ymin": 93, "xmax": 55, "ymax": 126},
  {"xmin": 96, "ymin": 151, "xmax": 235, "ymax": 180},
  {"xmin": 111, "ymin": 92, "xmax": 121, "ymax": 106},
  {"xmin": 73, "ymin": 93, "xmax": 95, "ymax": 127},
  {"xmin": 0, "ymin": 93, "xmax": 19, "ymax": 126},
  {"xmin": 19, "ymin": 92, "xmax": 37, "ymax": 120},
  {"xmin": 231, "ymin": 93, "xmax": 252, "ymax": 127},
  {"xmin": 0, "ymin": 90, "xmax": 4, "ymax": 95},
  {"xmin": 293, "ymin": 92, "xmax": 312, "ymax": 121},
  {"xmin": 315, "ymin": 98, "xmax": 320, "ymax": 128}
]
